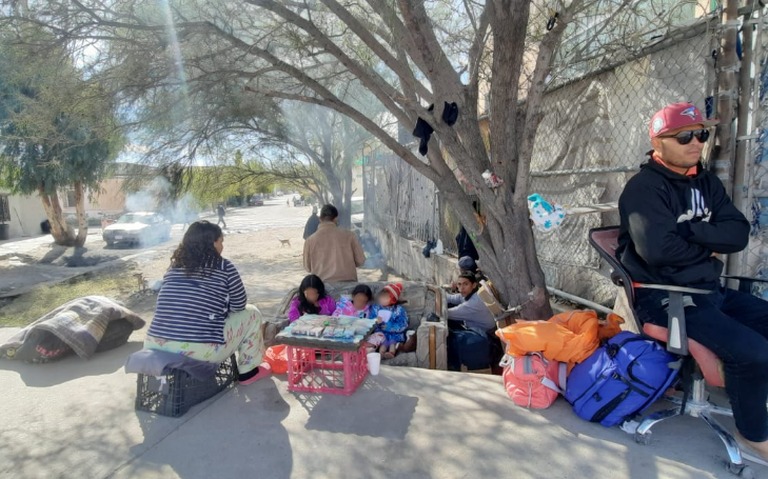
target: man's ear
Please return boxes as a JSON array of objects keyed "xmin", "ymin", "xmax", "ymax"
[{"xmin": 650, "ymin": 137, "xmax": 662, "ymax": 152}]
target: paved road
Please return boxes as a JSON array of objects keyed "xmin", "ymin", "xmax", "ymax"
[
  {"xmin": 0, "ymin": 197, "xmax": 311, "ymax": 297},
  {"xmin": 212, "ymin": 199, "xmax": 310, "ymax": 234}
]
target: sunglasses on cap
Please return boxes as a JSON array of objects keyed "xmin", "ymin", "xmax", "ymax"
[{"xmin": 661, "ymin": 129, "xmax": 710, "ymax": 145}]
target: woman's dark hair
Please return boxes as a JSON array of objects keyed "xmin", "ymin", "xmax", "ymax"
[
  {"xmin": 170, "ymin": 221, "xmax": 223, "ymax": 275},
  {"xmin": 298, "ymin": 274, "xmax": 327, "ymax": 314},
  {"xmin": 351, "ymin": 284, "xmax": 373, "ymax": 302}
]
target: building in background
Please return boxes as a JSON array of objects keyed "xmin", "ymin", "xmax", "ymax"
[
  {"xmin": 0, "ymin": 190, "xmax": 48, "ymax": 240},
  {"xmin": 62, "ymin": 163, "xmax": 156, "ymax": 219}
]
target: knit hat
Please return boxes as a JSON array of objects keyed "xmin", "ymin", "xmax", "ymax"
[
  {"xmin": 382, "ymin": 283, "xmax": 404, "ymax": 305},
  {"xmin": 648, "ymin": 102, "xmax": 718, "ymax": 139},
  {"xmin": 458, "ymin": 256, "xmax": 478, "ymax": 273}
]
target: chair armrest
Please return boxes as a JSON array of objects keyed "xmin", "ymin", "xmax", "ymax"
[
  {"xmin": 665, "ymin": 291, "xmax": 689, "ymax": 356},
  {"xmin": 722, "ymin": 275, "xmax": 768, "ymax": 294},
  {"xmin": 634, "ymin": 283, "xmax": 713, "ymax": 295},
  {"xmin": 634, "ymin": 283, "xmax": 703, "ymax": 356},
  {"xmin": 722, "ymin": 275, "xmax": 768, "ymax": 283}
]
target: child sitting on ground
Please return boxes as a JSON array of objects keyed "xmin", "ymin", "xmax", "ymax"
[
  {"xmin": 288, "ymin": 274, "xmax": 336, "ymax": 322},
  {"xmin": 368, "ymin": 283, "xmax": 409, "ymax": 359},
  {"xmin": 332, "ymin": 284, "xmax": 373, "ymax": 318}
]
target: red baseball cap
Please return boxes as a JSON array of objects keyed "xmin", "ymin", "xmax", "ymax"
[{"xmin": 648, "ymin": 102, "xmax": 718, "ymax": 139}]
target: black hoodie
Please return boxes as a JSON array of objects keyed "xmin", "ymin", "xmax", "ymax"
[{"xmin": 617, "ymin": 158, "xmax": 749, "ymax": 289}]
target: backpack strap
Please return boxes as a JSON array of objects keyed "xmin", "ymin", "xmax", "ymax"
[{"xmin": 541, "ymin": 362, "xmax": 568, "ymax": 395}]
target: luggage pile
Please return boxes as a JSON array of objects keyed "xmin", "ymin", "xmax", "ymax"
[{"xmin": 497, "ymin": 310, "xmax": 679, "ymax": 428}]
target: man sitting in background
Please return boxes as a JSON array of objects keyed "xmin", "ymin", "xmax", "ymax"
[
  {"xmin": 446, "ymin": 273, "xmax": 497, "ymax": 371},
  {"xmin": 303, "ymin": 205, "xmax": 365, "ymax": 283},
  {"xmin": 447, "ymin": 273, "xmax": 495, "ymax": 331}
]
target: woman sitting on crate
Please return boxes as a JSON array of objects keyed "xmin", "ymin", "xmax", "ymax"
[{"xmin": 145, "ymin": 221, "xmax": 271, "ymax": 385}]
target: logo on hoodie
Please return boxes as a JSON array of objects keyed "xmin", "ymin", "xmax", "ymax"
[{"xmin": 677, "ymin": 188, "xmax": 711, "ymax": 223}]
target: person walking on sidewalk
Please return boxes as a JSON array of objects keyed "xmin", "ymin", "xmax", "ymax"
[
  {"xmin": 216, "ymin": 203, "xmax": 227, "ymax": 229},
  {"xmin": 303, "ymin": 204, "xmax": 365, "ymax": 282},
  {"xmin": 145, "ymin": 221, "xmax": 270, "ymax": 385},
  {"xmin": 303, "ymin": 206, "xmax": 320, "ymax": 240},
  {"xmin": 618, "ymin": 101, "xmax": 768, "ymax": 459}
]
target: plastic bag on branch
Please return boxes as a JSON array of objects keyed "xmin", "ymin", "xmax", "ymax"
[{"xmin": 528, "ymin": 193, "xmax": 566, "ymax": 233}]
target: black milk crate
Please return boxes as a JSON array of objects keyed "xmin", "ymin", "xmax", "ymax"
[{"xmin": 135, "ymin": 355, "xmax": 237, "ymax": 417}]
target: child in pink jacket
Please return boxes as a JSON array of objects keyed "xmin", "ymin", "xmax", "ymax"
[
  {"xmin": 288, "ymin": 274, "xmax": 335, "ymax": 322},
  {"xmin": 332, "ymin": 284, "xmax": 373, "ymax": 318}
]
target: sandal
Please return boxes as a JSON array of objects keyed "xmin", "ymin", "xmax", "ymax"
[{"xmin": 238, "ymin": 363, "xmax": 272, "ymax": 385}]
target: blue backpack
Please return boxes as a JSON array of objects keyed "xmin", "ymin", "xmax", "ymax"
[{"xmin": 564, "ymin": 331, "xmax": 680, "ymax": 427}]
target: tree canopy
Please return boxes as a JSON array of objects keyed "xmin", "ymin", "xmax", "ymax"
[
  {"xmin": 0, "ymin": 24, "xmax": 122, "ymax": 245},
  {"xmin": 1, "ymin": 0, "xmax": 707, "ymax": 315}
]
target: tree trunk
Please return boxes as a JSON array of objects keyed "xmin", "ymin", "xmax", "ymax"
[
  {"xmin": 439, "ymin": 180, "xmax": 551, "ymax": 320},
  {"xmin": 73, "ymin": 180, "xmax": 88, "ymax": 247},
  {"xmin": 343, "ymin": 160, "xmax": 354, "ymax": 228},
  {"xmin": 329, "ymin": 183, "xmax": 350, "ymax": 228},
  {"xmin": 322, "ymin": 164, "xmax": 351, "ymax": 227},
  {"xmin": 38, "ymin": 185, "xmax": 76, "ymax": 246}
]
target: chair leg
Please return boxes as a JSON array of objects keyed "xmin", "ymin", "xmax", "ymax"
[
  {"xmin": 635, "ymin": 406, "xmax": 682, "ymax": 436},
  {"xmin": 700, "ymin": 412, "xmax": 744, "ymax": 467}
]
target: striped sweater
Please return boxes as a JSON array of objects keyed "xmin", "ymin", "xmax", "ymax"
[{"xmin": 148, "ymin": 259, "xmax": 247, "ymax": 344}]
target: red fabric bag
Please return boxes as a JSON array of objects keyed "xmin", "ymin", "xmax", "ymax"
[
  {"xmin": 264, "ymin": 345, "xmax": 288, "ymax": 375},
  {"xmin": 502, "ymin": 353, "xmax": 566, "ymax": 409}
]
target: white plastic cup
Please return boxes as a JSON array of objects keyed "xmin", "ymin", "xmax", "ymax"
[{"xmin": 367, "ymin": 352, "xmax": 381, "ymax": 376}]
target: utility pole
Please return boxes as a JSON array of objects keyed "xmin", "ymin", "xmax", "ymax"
[{"xmin": 712, "ymin": 0, "xmax": 741, "ymax": 195}]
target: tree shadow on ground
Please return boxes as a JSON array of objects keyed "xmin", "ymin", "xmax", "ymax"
[
  {"xmin": 124, "ymin": 380, "xmax": 293, "ymax": 479},
  {"xmin": 39, "ymin": 245, "xmax": 67, "ymax": 264},
  {"xmin": 0, "ymin": 339, "xmax": 142, "ymax": 387},
  {"xmin": 296, "ymin": 375, "xmax": 418, "ymax": 440},
  {"xmin": 62, "ymin": 247, "xmax": 120, "ymax": 267}
]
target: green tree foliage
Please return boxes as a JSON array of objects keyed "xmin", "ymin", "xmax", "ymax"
[
  {"xmin": 8, "ymin": 0, "xmax": 702, "ymax": 317},
  {"xmin": 0, "ymin": 26, "xmax": 122, "ymax": 246}
]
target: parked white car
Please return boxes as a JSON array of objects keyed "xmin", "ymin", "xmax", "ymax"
[
  {"xmin": 102, "ymin": 212, "xmax": 171, "ymax": 247},
  {"xmin": 351, "ymin": 196, "xmax": 364, "ymax": 229}
]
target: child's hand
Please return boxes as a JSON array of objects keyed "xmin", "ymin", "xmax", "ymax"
[{"xmin": 375, "ymin": 317, "xmax": 383, "ymax": 324}]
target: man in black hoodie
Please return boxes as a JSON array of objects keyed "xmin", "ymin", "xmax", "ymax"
[{"xmin": 618, "ymin": 102, "xmax": 768, "ymax": 458}]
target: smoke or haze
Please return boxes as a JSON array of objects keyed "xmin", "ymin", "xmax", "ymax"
[
  {"xmin": 110, "ymin": 176, "xmax": 200, "ymax": 247},
  {"xmin": 124, "ymin": 176, "xmax": 199, "ymax": 224}
]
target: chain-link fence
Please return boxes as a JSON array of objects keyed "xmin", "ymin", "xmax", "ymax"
[
  {"xmin": 366, "ymin": 18, "xmax": 724, "ymax": 307},
  {"xmin": 734, "ymin": 9, "xmax": 768, "ymax": 300},
  {"xmin": 365, "ymin": 148, "xmax": 440, "ymax": 246},
  {"xmin": 532, "ymin": 25, "xmax": 717, "ymax": 305}
]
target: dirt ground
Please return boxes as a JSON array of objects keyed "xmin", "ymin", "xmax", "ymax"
[
  {"xmin": 134, "ymin": 225, "xmax": 314, "ymax": 319},
  {"xmin": 0, "ymin": 199, "xmax": 389, "ymax": 326}
]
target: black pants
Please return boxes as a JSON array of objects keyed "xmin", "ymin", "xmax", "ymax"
[
  {"xmin": 635, "ymin": 287, "xmax": 768, "ymax": 441},
  {"xmin": 217, "ymin": 215, "xmax": 227, "ymax": 229}
]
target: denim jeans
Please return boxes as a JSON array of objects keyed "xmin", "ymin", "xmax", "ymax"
[{"xmin": 634, "ymin": 288, "xmax": 768, "ymax": 441}]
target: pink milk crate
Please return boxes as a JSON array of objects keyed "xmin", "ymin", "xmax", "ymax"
[{"xmin": 285, "ymin": 345, "xmax": 368, "ymax": 395}]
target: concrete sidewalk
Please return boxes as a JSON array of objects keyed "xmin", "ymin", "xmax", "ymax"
[{"xmin": 1, "ymin": 327, "xmax": 763, "ymax": 479}]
